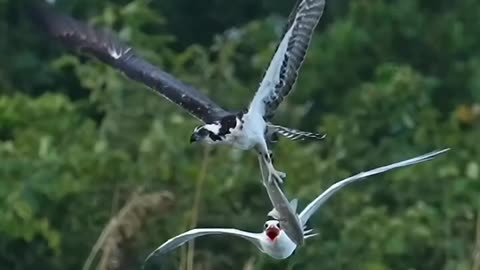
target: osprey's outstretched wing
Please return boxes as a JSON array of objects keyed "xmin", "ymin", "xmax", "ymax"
[
  {"xmin": 249, "ymin": 0, "xmax": 326, "ymax": 120},
  {"xmin": 29, "ymin": 1, "xmax": 230, "ymax": 123},
  {"xmin": 144, "ymin": 228, "xmax": 263, "ymax": 263},
  {"xmin": 299, "ymin": 149, "xmax": 450, "ymax": 225}
]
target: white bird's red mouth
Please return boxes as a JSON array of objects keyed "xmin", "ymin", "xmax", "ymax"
[{"xmin": 266, "ymin": 227, "xmax": 280, "ymax": 241}]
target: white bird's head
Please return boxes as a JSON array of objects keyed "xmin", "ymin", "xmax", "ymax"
[
  {"xmin": 260, "ymin": 219, "xmax": 298, "ymax": 259},
  {"xmin": 263, "ymin": 220, "xmax": 282, "ymax": 242}
]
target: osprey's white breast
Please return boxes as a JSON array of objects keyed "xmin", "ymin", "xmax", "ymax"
[
  {"xmin": 223, "ymin": 117, "xmax": 253, "ymax": 150},
  {"xmin": 228, "ymin": 112, "xmax": 266, "ymax": 150},
  {"xmin": 201, "ymin": 112, "xmax": 267, "ymax": 150}
]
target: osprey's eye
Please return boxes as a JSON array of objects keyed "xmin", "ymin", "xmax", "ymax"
[
  {"xmin": 264, "ymin": 223, "xmax": 268, "ymax": 229},
  {"xmin": 277, "ymin": 223, "xmax": 281, "ymax": 229},
  {"xmin": 198, "ymin": 128, "xmax": 209, "ymax": 136}
]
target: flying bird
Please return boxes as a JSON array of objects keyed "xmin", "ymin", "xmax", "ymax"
[
  {"xmin": 29, "ymin": 0, "xmax": 327, "ymax": 185},
  {"xmin": 144, "ymin": 148, "xmax": 449, "ymax": 262},
  {"xmin": 262, "ymin": 148, "xmax": 450, "ymax": 246}
]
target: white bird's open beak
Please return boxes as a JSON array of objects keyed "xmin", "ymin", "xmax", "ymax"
[{"xmin": 265, "ymin": 226, "xmax": 280, "ymax": 241}]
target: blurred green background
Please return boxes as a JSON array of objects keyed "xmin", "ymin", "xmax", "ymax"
[{"xmin": 1, "ymin": 0, "xmax": 479, "ymax": 269}]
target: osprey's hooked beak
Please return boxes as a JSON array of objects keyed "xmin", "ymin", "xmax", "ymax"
[
  {"xmin": 190, "ymin": 133, "xmax": 199, "ymax": 143},
  {"xmin": 265, "ymin": 226, "xmax": 280, "ymax": 241}
]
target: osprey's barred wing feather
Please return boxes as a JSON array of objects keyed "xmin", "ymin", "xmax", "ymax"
[
  {"xmin": 144, "ymin": 228, "xmax": 263, "ymax": 263},
  {"xmin": 29, "ymin": 1, "xmax": 230, "ymax": 123},
  {"xmin": 249, "ymin": 0, "xmax": 326, "ymax": 120},
  {"xmin": 299, "ymin": 148, "xmax": 450, "ymax": 225}
]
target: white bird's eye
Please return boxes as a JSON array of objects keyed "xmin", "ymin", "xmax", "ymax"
[{"xmin": 264, "ymin": 223, "xmax": 268, "ymax": 229}]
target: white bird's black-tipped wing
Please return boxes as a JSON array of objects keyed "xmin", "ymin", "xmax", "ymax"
[
  {"xmin": 144, "ymin": 228, "xmax": 263, "ymax": 263},
  {"xmin": 29, "ymin": 1, "xmax": 230, "ymax": 123},
  {"xmin": 299, "ymin": 148, "xmax": 450, "ymax": 225},
  {"xmin": 249, "ymin": 0, "xmax": 326, "ymax": 120}
]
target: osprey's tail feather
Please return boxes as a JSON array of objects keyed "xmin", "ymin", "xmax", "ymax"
[{"xmin": 268, "ymin": 125, "xmax": 326, "ymax": 142}]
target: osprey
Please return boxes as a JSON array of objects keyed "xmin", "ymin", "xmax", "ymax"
[
  {"xmin": 29, "ymin": 0, "xmax": 327, "ymax": 185},
  {"xmin": 144, "ymin": 148, "xmax": 449, "ymax": 262}
]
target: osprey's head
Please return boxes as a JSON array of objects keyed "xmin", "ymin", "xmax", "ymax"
[
  {"xmin": 190, "ymin": 123, "xmax": 222, "ymax": 144},
  {"xmin": 263, "ymin": 220, "xmax": 281, "ymax": 242}
]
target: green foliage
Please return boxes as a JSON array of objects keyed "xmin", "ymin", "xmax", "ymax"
[{"xmin": 1, "ymin": 0, "xmax": 480, "ymax": 269}]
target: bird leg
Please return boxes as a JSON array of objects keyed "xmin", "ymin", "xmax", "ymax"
[
  {"xmin": 259, "ymin": 151, "xmax": 286, "ymax": 186},
  {"xmin": 258, "ymin": 154, "xmax": 269, "ymax": 186}
]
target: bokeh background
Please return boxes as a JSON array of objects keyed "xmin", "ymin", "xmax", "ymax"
[{"xmin": 1, "ymin": 0, "xmax": 479, "ymax": 269}]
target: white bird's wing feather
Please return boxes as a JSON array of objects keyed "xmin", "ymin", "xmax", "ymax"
[
  {"xmin": 248, "ymin": 0, "xmax": 326, "ymax": 120},
  {"xmin": 144, "ymin": 228, "xmax": 263, "ymax": 263},
  {"xmin": 299, "ymin": 148, "xmax": 450, "ymax": 225}
]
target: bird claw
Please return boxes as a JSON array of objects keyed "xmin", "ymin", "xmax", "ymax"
[
  {"xmin": 258, "ymin": 150, "xmax": 286, "ymax": 186},
  {"xmin": 267, "ymin": 165, "xmax": 286, "ymax": 186}
]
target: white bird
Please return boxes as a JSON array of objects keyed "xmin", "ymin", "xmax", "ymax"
[
  {"xmin": 144, "ymin": 148, "xmax": 449, "ymax": 263},
  {"xmin": 30, "ymin": 0, "xmax": 327, "ymax": 185},
  {"xmin": 263, "ymin": 148, "xmax": 450, "ymax": 245}
]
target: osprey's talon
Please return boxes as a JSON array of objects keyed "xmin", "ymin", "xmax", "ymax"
[
  {"xmin": 260, "ymin": 152, "xmax": 286, "ymax": 186},
  {"xmin": 266, "ymin": 162, "xmax": 286, "ymax": 185},
  {"xmin": 271, "ymin": 172, "xmax": 285, "ymax": 185},
  {"xmin": 267, "ymin": 173, "xmax": 283, "ymax": 186}
]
